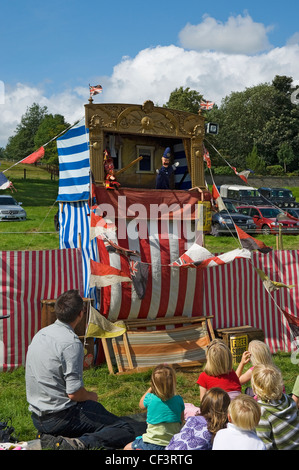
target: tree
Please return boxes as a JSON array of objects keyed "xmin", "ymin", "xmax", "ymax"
[
  {"xmin": 277, "ymin": 142, "xmax": 295, "ymax": 173},
  {"xmin": 164, "ymin": 87, "xmax": 203, "ymax": 114},
  {"xmin": 4, "ymin": 103, "xmax": 48, "ymax": 161},
  {"xmin": 246, "ymin": 144, "xmax": 266, "ymax": 175},
  {"xmin": 34, "ymin": 114, "xmax": 70, "ymax": 165}
]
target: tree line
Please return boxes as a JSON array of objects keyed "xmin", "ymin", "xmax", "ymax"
[
  {"xmin": 1, "ymin": 75, "xmax": 298, "ymax": 174},
  {"xmin": 165, "ymin": 75, "xmax": 299, "ymax": 176}
]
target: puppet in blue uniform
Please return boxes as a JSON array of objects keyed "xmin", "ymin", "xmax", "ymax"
[{"xmin": 155, "ymin": 147, "xmax": 179, "ymax": 189}]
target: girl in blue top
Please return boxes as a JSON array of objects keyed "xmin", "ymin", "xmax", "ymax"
[{"xmin": 124, "ymin": 364, "xmax": 185, "ymax": 450}]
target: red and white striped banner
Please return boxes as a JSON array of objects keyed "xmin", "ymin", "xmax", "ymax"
[
  {"xmin": 202, "ymin": 250, "xmax": 299, "ymax": 353},
  {"xmin": 0, "ymin": 249, "xmax": 84, "ymax": 371},
  {"xmin": 92, "ymin": 187, "xmax": 299, "ymax": 353}
]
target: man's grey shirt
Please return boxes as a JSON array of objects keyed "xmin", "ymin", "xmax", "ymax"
[{"xmin": 25, "ymin": 320, "xmax": 84, "ymax": 416}]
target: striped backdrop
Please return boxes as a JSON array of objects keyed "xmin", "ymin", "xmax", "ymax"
[
  {"xmin": 56, "ymin": 119, "xmax": 90, "ymax": 202},
  {"xmin": 0, "ymin": 249, "xmax": 84, "ymax": 371},
  {"xmin": 202, "ymin": 250, "xmax": 299, "ymax": 353},
  {"xmin": 91, "ymin": 187, "xmax": 299, "ymax": 353},
  {"xmin": 58, "ymin": 201, "xmax": 97, "ymax": 297}
]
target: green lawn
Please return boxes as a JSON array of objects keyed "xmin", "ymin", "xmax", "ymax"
[{"xmin": 0, "ymin": 163, "xmax": 298, "ymax": 445}]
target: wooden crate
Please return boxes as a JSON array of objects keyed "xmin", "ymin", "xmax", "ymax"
[{"xmin": 215, "ymin": 325, "xmax": 265, "ymax": 365}]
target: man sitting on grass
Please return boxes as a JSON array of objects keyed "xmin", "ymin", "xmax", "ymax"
[{"xmin": 25, "ymin": 289, "xmax": 145, "ymax": 450}]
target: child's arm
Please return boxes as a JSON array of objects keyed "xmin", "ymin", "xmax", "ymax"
[
  {"xmin": 235, "ymin": 351, "xmax": 252, "ymax": 384},
  {"xmin": 199, "ymin": 385, "xmax": 207, "ymax": 401},
  {"xmin": 139, "ymin": 387, "xmax": 152, "ymax": 410}
]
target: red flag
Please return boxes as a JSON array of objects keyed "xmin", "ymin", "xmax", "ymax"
[
  {"xmin": 281, "ymin": 308, "xmax": 299, "ymax": 338},
  {"xmin": 21, "ymin": 146, "xmax": 45, "ymax": 164},
  {"xmin": 89, "ymin": 259, "xmax": 131, "ymax": 287},
  {"xmin": 171, "ymin": 242, "xmax": 251, "ymax": 268},
  {"xmin": 212, "ymin": 184, "xmax": 226, "ymax": 211},
  {"xmin": 232, "ymin": 167, "xmax": 251, "ymax": 184},
  {"xmin": 203, "ymin": 146, "xmax": 211, "ymax": 168},
  {"xmin": 90, "ymin": 210, "xmax": 116, "ymax": 240},
  {"xmin": 235, "ymin": 225, "xmax": 272, "ymax": 253}
]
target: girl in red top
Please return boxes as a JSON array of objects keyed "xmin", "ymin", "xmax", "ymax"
[{"xmin": 197, "ymin": 339, "xmax": 241, "ymax": 401}]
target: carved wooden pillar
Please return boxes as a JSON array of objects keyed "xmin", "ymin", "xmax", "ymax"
[
  {"xmin": 85, "ymin": 105, "xmax": 105, "ymax": 184},
  {"xmin": 190, "ymin": 123, "xmax": 205, "ymax": 188}
]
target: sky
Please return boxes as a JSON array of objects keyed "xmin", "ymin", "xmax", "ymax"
[{"xmin": 1, "ymin": 0, "xmax": 299, "ymax": 149}]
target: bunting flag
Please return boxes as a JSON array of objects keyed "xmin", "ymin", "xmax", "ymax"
[
  {"xmin": 203, "ymin": 145, "xmax": 211, "ymax": 168},
  {"xmin": 232, "ymin": 167, "xmax": 253, "ymax": 184},
  {"xmin": 90, "ymin": 210, "xmax": 117, "ymax": 240},
  {"xmin": 89, "ymin": 84, "xmax": 103, "ymax": 96},
  {"xmin": 103, "ymin": 237, "xmax": 140, "ymax": 258},
  {"xmin": 235, "ymin": 225, "xmax": 272, "ymax": 254},
  {"xmin": 212, "ymin": 184, "xmax": 226, "ymax": 211},
  {"xmin": 85, "ymin": 306, "xmax": 126, "ymax": 338},
  {"xmin": 0, "ymin": 172, "xmax": 13, "ymax": 190},
  {"xmin": 21, "ymin": 146, "xmax": 45, "ymax": 164},
  {"xmin": 129, "ymin": 260, "xmax": 149, "ymax": 299},
  {"xmin": 171, "ymin": 243, "xmax": 251, "ymax": 268},
  {"xmin": 200, "ymin": 100, "xmax": 214, "ymax": 110},
  {"xmin": 56, "ymin": 119, "xmax": 90, "ymax": 202},
  {"xmin": 89, "ymin": 259, "xmax": 131, "ymax": 288},
  {"xmin": 281, "ymin": 308, "xmax": 299, "ymax": 339},
  {"xmin": 255, "ymin": 268, "xmax": 295, "ymax": 293}
]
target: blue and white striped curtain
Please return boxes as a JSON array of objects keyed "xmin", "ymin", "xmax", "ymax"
[
  {"xmin": 56, "ymin": 119, "xmax": 99, "ymax": 298},
  {"xmin": 56, "ymin": 119, "xmax": 90, "ymax": 202}
]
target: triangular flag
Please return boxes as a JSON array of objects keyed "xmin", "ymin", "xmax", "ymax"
[
  {"xmin": 0, "ymin": 172, "xmax": 13, "ymax": 190},
  {"xmin": 90, "ymin": 210, "xmax": 116, "ymax": 240},
  {"xmin": 85, "ymin": 306, "xmax": 126, "ymax": 338},
  {"xmin": 171, "ymin": 243, "xmax": 251, "ymax": 268},
  {"xmin": 281, "ymin": 308, "xmax": 299, "ymax": 339},
  {"xmin": 255, "ymin": 268, "xmax": 295, "ymax": 293},
  {"xmin": 21, "ymin": 146, "xmax": 45, "ymax": 164},
  {"xmin": 235, "ymin": 225, "xmax": 272, "ymax": 254},
  {"xmin": 212, "ymin": 184, "xmax": 226, "ymax": 211},
  {"xmin": 90, "ymin": 259, "xmax": 131, "ymax": 287}
]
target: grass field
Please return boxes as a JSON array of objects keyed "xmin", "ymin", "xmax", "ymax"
[
  {"xmin": 0, "ymin": 352, "xmax": 298, "ymax": 443},
  {"xmin": 0, "ymin": 161, "xmax": 299, "ymax": 445}
]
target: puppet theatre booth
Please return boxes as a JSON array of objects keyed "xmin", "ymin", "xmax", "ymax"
[
  {"xmin": 53, "ymin": 99, "xmax": 299, "ymax": 374},
  {"xmin": 2, "ymin": 100, "xmax": 298, "ymax": 373}
]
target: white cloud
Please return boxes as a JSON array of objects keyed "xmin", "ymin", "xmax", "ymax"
[
  {"xmin": 287, "ymin": 32, "xmax": 299, "ymax": 46},
  {"xmin": 0, "ymin": 83, "xmax": 85, "ymax": 149},
  {"xmin": 178, "ymin": 13, "xmax": 273, "ymax": 54},
  {"xmin": 1, "ymin": 42, "xmax": 299, "ymax": 149}
]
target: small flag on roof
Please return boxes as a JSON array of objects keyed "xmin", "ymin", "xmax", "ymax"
[
  {"xmin": 200, "ymin": 100, "xmax": 214, "ymax": 110},
  {"xmin": 89, "ymin": 84, "xmax": 103, "ymax": 97}
]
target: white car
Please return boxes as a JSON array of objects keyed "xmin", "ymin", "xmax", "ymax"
[{"xmin": 0, "ymin": 195, "xmax": 27, "ymax": 221}]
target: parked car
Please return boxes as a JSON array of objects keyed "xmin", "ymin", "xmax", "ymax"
[
  {"xmin": 0, "ymin": 195, "xmax": 27, "ymax": 221},
  {"xmin": 285, "ymin": 207, "xmax": 299, "ymax": 219},
  {"xmin": 258, "ymin": 187, "xmax": 299, "ymax": 208},
  {"xmin": 237, "ymin": 205, "xmax": 299, "ymax": 235},
  {"xmin": 211, "ymin": 200, "xmax": 256, "ymax": 237},
  {"xmin": 218, "ymin": 184, "xmax": 264, "ymax": 206}
]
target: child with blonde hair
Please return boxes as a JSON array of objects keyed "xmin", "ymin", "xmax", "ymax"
[
  {"xmin": 197, "ymin": 339, "xmax": 241, "ymax": 400},
  {"xmin": 236, "ymin": 340, "xmax": 274, "ymax": 391},
  {"xmin": 166, "ymin": 388, "xmax": 230, "ymax": 450},
  {"xmin": 252, "ymin": 364, "xmax": 299, "ymax": 450},
  {"xmin": 124, "ymin": 364, "xmax": 184, "ymax": 450},
  {"xmin": 212, "ymin": 394, "xmax": 266, "ymax": 450}
]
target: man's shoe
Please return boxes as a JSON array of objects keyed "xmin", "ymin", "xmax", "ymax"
[
  {"xmin": 38, "ymin": 433, "xmax": 85, "ymax": 450},
  {"xmin": 54, "ymin": 436, "xmax": 86, "ymax": 450}
]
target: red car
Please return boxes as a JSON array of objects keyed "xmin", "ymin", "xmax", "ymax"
[{"xmin": 237, "ymin": 205, "xmax": 299, "ymax": 235}]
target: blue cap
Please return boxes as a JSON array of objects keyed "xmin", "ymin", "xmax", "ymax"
[{"xmin": 163, "ymin": 147, "xmax": 171, "ymax": 158}]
